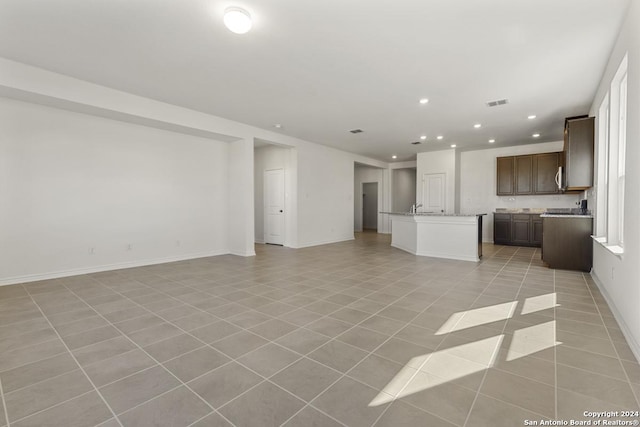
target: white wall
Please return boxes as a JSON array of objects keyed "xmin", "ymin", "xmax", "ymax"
[
  {"xmin": 295, "ymin": 143, "xmax": 355, "ymax": 247},
  {"xmin": 417, "ymin": 149, "xmax": 456, "ymax": 213},
  {"xmin": 459, "ymin": 141, "xmax": 580, "ymax": 241},
  {"xmin": 392, "ymin": 168, "xmax": 417, "ymax": 212},
  {"xmin": 354, "ymin": 166, "xmax": 384, "ymax": 232},
  {"xmin": 0, "ymin": 58, "xmax": 391, "ymax": 283},
  {"xmin": 0, "ymin": 97, "xmax": 229, "ymax": 284},
  {"xmin": 254, "ymin": 145, "xmax": 289, "ymax": 244},
  {"xmin": 589, "ymin": 0, "xmax": 640, "ymax": 361}
]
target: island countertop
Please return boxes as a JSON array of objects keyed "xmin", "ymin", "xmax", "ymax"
[{"xmin": 380, "ymin": 212, "xmax": 487, "ymax": 217}]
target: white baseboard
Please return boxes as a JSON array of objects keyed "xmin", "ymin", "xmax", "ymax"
[
  {"xmin": 229, "ymin": 249, "xmax": 256, "ymax": 257},
  {"xmin": 0, "ymin": 249, "xmax": 230, "ymax": 287},
  {"xmin": 591, "ymin": 271, "xmax": 640, "ymax": 363},
  {"xmin": 293, "ymin": 235, "xmax": 354, "ymax": 249}
]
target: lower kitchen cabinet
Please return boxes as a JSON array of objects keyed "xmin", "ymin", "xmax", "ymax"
[
  {"xmin": 493, "ymin": 213, "xmax": 512, "ymax": 245},
  {"xmin": 542, "ymin": 216, "xmax": 593, "ymax": 272},
  {"xmin": 493, "ymin": 213, "xmax": 543, "ymax": 247}
]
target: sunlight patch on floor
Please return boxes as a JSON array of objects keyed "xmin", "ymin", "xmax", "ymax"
[
  {"xmin": 521, "ymin": 293, "xmax": 558, "ymax": 315},
  {"xmin": 436, "ymin": 301, "xmax": 517, "ymax": 335},
  {"xmin": 506, "ymin": 320, "xmax": 560, "ymax": 361},
  {"xmin": 369, "ymin": 335, "xmax": 504, "ymax": 406}
]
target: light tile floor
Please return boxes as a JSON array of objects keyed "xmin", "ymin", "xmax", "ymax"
[{"xmin": 0, "ymin": 233, "xmax": 638, "ymax": 427}]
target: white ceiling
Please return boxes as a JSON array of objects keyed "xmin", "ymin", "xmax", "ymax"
[{"xmin": 0, "ymin": 0, "xmax": 629, "ymax": 161}]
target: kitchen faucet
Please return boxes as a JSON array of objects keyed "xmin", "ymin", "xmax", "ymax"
[{"xmin": 410, "ymin": 203, "xmax": 423, "ymax": 214}]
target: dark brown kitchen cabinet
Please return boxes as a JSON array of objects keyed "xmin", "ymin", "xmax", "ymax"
[
  {"xmin": 542, "ymin": 216, "xmax": 593, "ymax": 271},
  {"xmin": 512, "ymin": 214, "xmax": 532, "ymax": 244},
  {"xmin": 533, "ymin": 152, "xmax": 563, "ymax": 194},
  {"xmin": 493, "ymin": 213, "xmax": 512, "ymax": 244},
  {"xmin": 563, "ymin": 116, "xmax": 594, "ymax": 191},
  {"xmin": 532, "ymin": 217, "xmax": 543, "ymax": 246},
  {"xmin": 515, "ymin": 156, "xmax": 533, "ymax": 195},
  {"xmin": 497, "ymin": 152, "xmax": 563, "ymax": 196},
  {"xmin": 497, "ymin": 157, "xmax": 515, "ymax": 196},
  {"xmin": 493, "ymin": 213, "xmax": 543, "ymax": 247}
]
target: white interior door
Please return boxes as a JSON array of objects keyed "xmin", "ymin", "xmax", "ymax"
[
  {"xmin": 422, "ymin": 173, "xmax": 446, "ymax": 213},
  {"xmin": 264, "ymin": 169, "xmax": 285, "ymax": 245}
]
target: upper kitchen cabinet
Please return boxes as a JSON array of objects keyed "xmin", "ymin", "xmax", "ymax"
[
  {"xmin": 533, "ymin": 152, "xmax": 563, "ymax": 194},
  {"xmin": 497, "ymin": 152, "xmax": 563, "ymax": 196},
  {"xmin": 515, "ymin": 155, "xmax": 533, "ymax": 195},
  {"xmin": 563, "ymin": 116, "xmax": 594, "ymax": 191},
  {"xmin": 497, "ymin": 156, "xmax": 515, "ymax": 195}
]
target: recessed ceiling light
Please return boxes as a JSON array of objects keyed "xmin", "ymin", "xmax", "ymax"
[
  {"xmin": 532, "ymin": 133, "xmax": 540, "ymax": 138},
  {"xmin": 419, "ymin": 98, "xmax": 429, "ymax": 104},
  {"xmin": 436, "ymin": 135, "xmax": 443, "ymax": 140},
  {"xmin": 528, "ymin": 115, "xmax": 537, "ymax": 119},
  {"xmin": 420, "ymin": 135, "xmax": 427, "ymax": 140},
  {"xmin": 224, "ymin": 7, "xmax": 252, "ymax": 34},
  {"xmin": 474, "ymin": 123, "xmax": 482, "ymax": 129},
  {"xmin": 489, "ymin": 139, "xmax": 495, "ymax": 143},
  {"xmin": 392, "ymin": 155, "xmax": 397, "ymax": 159},
  {"xmin": 274, "ymin": 124, "xmax": 282, "ymax": 129},
  {"xmin": 450, "ymin": 144, "xmax": 457, "ymax": 148}
]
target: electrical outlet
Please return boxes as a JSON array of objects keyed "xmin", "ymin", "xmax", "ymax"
[
  {"xmin": 88, "ymin": 247, "xmax": 95, "ymax": 254},
  {"xmin": 176, "ymin": 240, "xmax": 181, "ymax": 247},
  {"xmin": 126, "ymin": 244, "xmax": 132, "ymax": 251}
]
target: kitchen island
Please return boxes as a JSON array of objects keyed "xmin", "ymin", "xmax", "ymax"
[{"xmin": 383, "ymin": 212, "xmax": 486, "ymax": 262}]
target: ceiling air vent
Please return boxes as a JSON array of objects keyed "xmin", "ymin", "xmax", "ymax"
[
  {"xmin": 486, "ymin": 98, "xmax": 509, "ymax": 107},
  {"xmin": 349, "ymin": 129, "xmax": 364, "ymax": 134},
  {"xmin": 411, "ymin": 141, "xmax": 422, "ymax": 145}
]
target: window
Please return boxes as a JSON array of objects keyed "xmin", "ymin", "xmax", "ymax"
[
  {"xmin": 595, "ymin": 94, "xmax": 609, "ymax": 237},
  {"xmin": 596, "ymin": 54, "xmax": 627, "ymax": 254}
]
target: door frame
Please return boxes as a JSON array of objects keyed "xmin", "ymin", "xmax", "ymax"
[{"xmin": 361, "ymin": 181, "xmax": 379, "ymax": 232}]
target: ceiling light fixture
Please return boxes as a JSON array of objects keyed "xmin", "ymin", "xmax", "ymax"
[
  {"xmin": 224, "ymin": 7, "xmax": 252, "ymax": 34},
  {"xmin": 420, "ymin": 135, "xmax": 427, "ymax": 140},
  {"xmin": 436, "ymin": 135, "xmax": 443, "ymax": 140},
  {"xmin": 419, "ymin": 98, "xmax": 429, "ymax": 104},
  {"xmin": 273, "ymin": 124, "xmax": 282, "ymax": 129},
  {"xmin": 489, "ymin": 139, "xmax": 495, "ymax": 143},
  {"xmin": 392, "ymin": 155, "xmax": 397, "ymax": 159},
  {"xmin": 528, "ymin": 115, "xmax": 537, "ymax": 119},
  {"xmin": 532, "ymin": 133, "xmax": 540, "ymax": 138},
  {"xmin": 450, "ymin": 144, "xmax": 457, "ymax": 148},
  {"xmin": 474, "ymin": 123, "xmax": 482, "ymax": 129}
]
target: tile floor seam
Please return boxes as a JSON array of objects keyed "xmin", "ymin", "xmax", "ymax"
[
  {"xmin": 474, "ymin": 391, "xmax": 554, "ymax": 421},
  {"xmin": 554, "ymin": 383, "xmax": 638, "ymax": 409},
  {"xmin": 1, "ymin": 363, "xmax": 85, "ymax": 396},
  {"xmin": 20, "ymin": 288, "xmax": 124, "ymax": 427},
  {"xmin": 184, "ymin": 411, "xmax": 236, "ymax": 427},
  {"xmin": 6, "ymin": 389, "xmax": 96, "ymax": 426},
  {"xmin": 0, "ymin": 346, "xmax": 68, "ymax": 375},
  {"xmin": 286, "ymin": 246, "xmax": 528, "ymax": 427},
  {"xmin": 580, "ymin": 272, "xmax": 640, "ymax": 407},
  {"xmin": 7, "ymin": 240, "xmax": 633, "ymax": 426},
  {"xmin": 460, "ymin": 246, "xmax": 537, "ymax": 427},
  {"xmin": 60, "ymin": 272, "xmax": 383, "ymax": 426},
  {"xmin": 56, "ymin": 285, "xmax": 255, "ymax": 423},
  {"xmin": 0, "ymin": 376, "xmax": 10, "ymax": 427}
]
